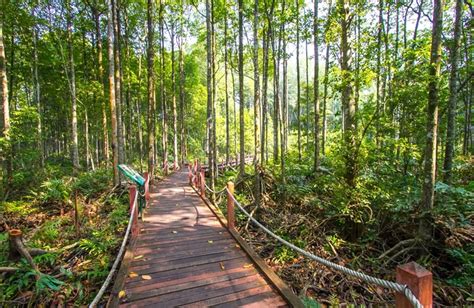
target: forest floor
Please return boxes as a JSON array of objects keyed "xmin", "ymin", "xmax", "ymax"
[
  {"xmin": 0, "ymin": 167, "xmax": 133, "ymax": 306},
  {"xmin": 214, "ymin": 157, "xmax": 474, "ymax": 306}
]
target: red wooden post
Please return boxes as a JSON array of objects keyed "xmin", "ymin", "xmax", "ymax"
[
  {"xmin": 143, "ymin": 172, "xmax": 150, "ymax": 207},
  {"xmin": 200, "ymin": 168, "xmax": 205, "ymax": 197},
  {"xmin": 188, "ymin": 165, "xmax": 192, "ymax": 185},
  {"xmin": 395, "ymin": 261, "xmax": 432, "ymax": 308},
  {"xmin": 129, "ymin": 185, "xmax": 139, "ymax": 238},
  {"xmin": 226, "ymin": 181, "xmax": 235, "ymax": 230}
]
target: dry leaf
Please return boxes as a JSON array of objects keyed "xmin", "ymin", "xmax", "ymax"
[
  {"xmin": 208, "ymin": 240, "xmax": 213, "ymax": 244},
  {"xmin": 118, "ymin": 290, "xmax": 126, "ymax": 299},
  {"xmin": 134, "ymin": 255, "xmax": 144, "ymax": 260},
  {"xmin": 220, "ymin": 262, "xmax": 225, "ymax": 270},
  {"xmin": 172, "ymin": 231, "xmax": 178, "ymax": 234},
  {"xmin": 235, "ymin": 244, "xmax": 240, "ymax": 249},
  {"xmin": 243, "ymin": 263, "xmax": 253, "ymax": 268},
  {"xmin": 142, "ymin": 275, "xmax": 152, "ymax": 280},
  {"xmin": 129, "ymin": 272, "xmax": 138, "ymax": 278}
]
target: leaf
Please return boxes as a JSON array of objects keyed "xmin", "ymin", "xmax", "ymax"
[
  {"xmin": 220, "ymin": 262, "xmax": 225, "ymax": 270},
  {"xmin": 119, "ymin": 290, "xmax": 126, "ymax": 299},
  {"xmin": 129, "ymin": 272, "xmax": 138, "ymax": 278},
  {"xmin": 235, "ymin": 244, "xmax": 240, "ymax": 249},
  {"xmin": 172, "ymin": 231, "xmax": 178, "ymax": 234},
  {"xmin": 208, "ymin": 240, "xmax": 213, "ymax": 244},
  {"xmin": 141, "ymin": 275, "xmax": 152, "ymax": 280},
  {"xmin": 243, "ymin": 263, "xmax": 253, "ymax": 268},
  {"xmin": 134, "ymin": 255, "xmax": 144, "ymax": 260}
]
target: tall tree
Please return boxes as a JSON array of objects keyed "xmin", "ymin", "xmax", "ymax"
[
  {"xmin": 420, "ymin": 0, "xmax": 444, "ymax": 238},
  {"xmin": 253, "ymin": 0, "xmax": 261, "ymax": 202},
  {"xmin": 107, "ymin": 0, "xmax": 119, "ymax": 185},
  {"xmin": 339, "ymin": 0, "xmax": 357, "ymax": 187},
  {"xmin": 443, "ymin": 0, "xmax": 462, "ymax": 182},
  {"xmin": 0, "ymin": 7, "xmax": 11, "ymax": 188},
  {"xmin": 171, "ymin": 20, "xmax": 178, "ymax": 170},
  {"xmin": 238, "ymin": 0, "xmax": 245, "ymax": 176},
  {"xmin": 66, "ymin": 0, "xmax": 80, "ymax": 173},
  {"xmin": 146, "ymin": 0, "xmax": 155, "ymax": 178},
  {"xmin": 296, "ymin": 0, "xmax": 301, "ymax": 160},
  {"xmin": 313, "ymin": 0, "xmax": 320, "ymax": 171}
]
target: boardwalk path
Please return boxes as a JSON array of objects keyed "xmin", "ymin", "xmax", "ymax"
[{"xmin": 119, "ymin": 171, "xmax": 289, "ymax": 307}]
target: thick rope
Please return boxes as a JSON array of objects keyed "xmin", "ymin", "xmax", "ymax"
[
  {"xmin": 226, "ymin": 189, "xmax": 422, "ymax": 308},
  {"xmin": 204, "ymin": 182, "xmax": 226, "ymax": 195},
  {"xmin": 89, "ymin": 189, "xmax": 139, "ymax": 308}
]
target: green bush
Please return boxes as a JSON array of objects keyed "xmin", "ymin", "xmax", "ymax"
[{"xmin": 72, "ymin": 168, "xmax": 110, "ymax": 199}]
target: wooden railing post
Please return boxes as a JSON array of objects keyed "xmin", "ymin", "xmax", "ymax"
[
  {"xmin": 395, "ymin": 261, "xmax": 432, "ymax": 308},
  {"xmin": 129, "ymin": 185, "xmax": 139, "ymax": 238},
  {"xmin": 226, "ymin": 181, "xmax": 235, "ymax": 230},
  {"xmin": 188, "ymin": 165, "xmax": 192, "ymax": 185},
  {"xmin": 143, "ymin": 172, "xmax": 150, "ymax": 207},
  {"xmin": 200, "ymin": 168, "xmax": 205, "ymax": 197}
]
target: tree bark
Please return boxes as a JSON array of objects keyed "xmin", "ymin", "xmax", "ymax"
[
  {"xmin": 67, "ymin": 0, "xmax": 80, "ymax": 174},
  {"xmin": 443, "ymin": 0, "xmax": 462, "ymax": 182},
  {"xmin": 420, "ymin": 0, "xmax": 444, "ymax": 239},
  {"xmin": 238, "ymin": 0, "xmax": 245, "ymax": 176},
  {"xmin": 339, "ymin": 0, "xmax": 357, "ymax": 187},
  {"xmin": 313, "ymin": 0, "xmax": 320, "ymax": 171},
  {"xmin": 146, "ymin": 0, "xmax": 155, "ymax": 178},
  {"xmin": 107, "ymin": 0, "xmax": 119, "ymax": 185},
  {"xmin": 0, "ymin": 12, "xmax": 11, "ymax": 190}
]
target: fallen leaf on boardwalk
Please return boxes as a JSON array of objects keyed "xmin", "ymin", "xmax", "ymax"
[
  {"xmin": 134, "ymin": 255, "xmax": 144, "ymax": 260},
  {"xmin": 141, "ymin": 275, "xmax": 152, "ymax": 280},
  {"xmin": 220, "ymin": 262, "xmax": 225, "ymax": 270},
  {"xmin": 176, "ymin": 203, "xmax": 179, "ymax": 206},
  {"xmin": 208, "ymin": 240, "xmax": 213, "ymax": 244},
  {"xmin": 243, "ymin": 263, "xmax": 253, "ymax": 268},
  {"xmin": 172, "ymin": 230, "xmax": 178, "ymax": 234},
  {"xmin": 118, "ymin": 290, "xmax": 126, "ymax": 299},
  {"xmin": 219, "ymin": 232, "xmax": 223, "ymax": 234},
  {"xmin": 129, "ymin": 272, "xmax": 138, "ymax": 278},
  {"xmin": 235, "ymin": 244, "xmax": 240, "ymax": 248}
]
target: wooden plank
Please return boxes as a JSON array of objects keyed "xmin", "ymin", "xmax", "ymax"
[
  {"xmin": 125, "ymin": 258, "xmax": 251, "ymax": 289},
  {"xmin": 194, "ymin": 185, "xmax": 304, "ymax": 308},
  {"xmin": 178, "ymin": 285, "xmax": 275, "ymax": 307},
  {"xmin": 133, "ymin": 238, "xmax": 235, "ymax": 255},
  {"xmin": 125, "ymin": 267, "xmax": 257, "ymax": 302},
  {"xmin": 122, "ymin": 274, "xmax": 265, "ymax": 307}
]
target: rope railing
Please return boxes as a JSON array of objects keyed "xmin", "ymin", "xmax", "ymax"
[
  {"xmin": 226, "ymin": 190, "xmax": 423, "ymax": 308},
  {"xmin": 89, "ymin": 188, "xmax": 139, "ymax": 308}
]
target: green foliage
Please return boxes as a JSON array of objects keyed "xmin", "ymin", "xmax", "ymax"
[
  {"xmin": 72, "ymin": 168, "xmax": 110, "ymax": 199},
  {"xmin": 302, "ymin": 297, "xmax": 321, "ymax": 308},
  {"xmin": 34, "ymin": 179, "xmax": 71, "ymax": 206},
  {"xmin": 446, "ymin": 245, "xmax": 474, "ymax": 288}
]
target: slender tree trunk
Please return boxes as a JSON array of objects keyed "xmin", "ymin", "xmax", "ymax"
[
  {"xmin": 224, "ymin": 12, "xmax": 230, "ymax": 166},
  {"xmin": 171, "ymin": 22, "xmax": 178, "ymax": 170},
  {"xmin": 179, "ymin": 0, "xmax": 186, "ymax": 165},
  {"xmin": 272, "ymin": 19, "xmax": 280, "ymax": 162},
  {"xmin": 443, "ymin": 0, "xmax": 462, "ymax": 182},
  {"xmin": 113, "ymin": 0, "xmax": 124, "ymax": 165},
  {"xmin": 93, "ymin": 4, "xmax": 109, "ymax": 166},
  {"xmin": 160, "ymin": 0, "xmax": 167, "ymax": 174},
  {"xmin": 420, "ymin": 0, "xmax": 444, "ymax": 239},
  {"xmin": 67, "ymin": 1, "xmax": 80, "ymax": 174},
  {"xmin": 107, "ymin": 0, "xmax": 119, "ymax": 185},
  {"xmin": 32, "ymin": 14, "xmax": 44, "ymax": 168},
  {"xmin": 0, "ymin": 14, "xmax": 12, "ymax": 189},
  {"xmin": 322, "ymin": 40, "xmax": 330, "ymax": 156},
  {"xmin": 296, "ymin": 0, "xmax": 301, "ymax": 160},
  {"xmin": 205, "ymin": 0, "xmax": 213, "ymax": 183},
  {"xmin": 305, "ymin": 39, "xmax": 309, "ymax": 148},
  {"xmin": 253, "ymin": 0, "xmax": 261, "ymax": 202},
  {"xmin": 339, "ymin": 0, "xmax": 357, "ymax": 187},
  {"xmin": 238, "ymin": 0, "xmax": 245, "ymax": 176},
  {"xmin": 146, "ymin": 0, "xmax": 155, "ymax": 178},
  {"xmin": 313, "ymin": 0, "xmax": 320, "ymax": 171}
]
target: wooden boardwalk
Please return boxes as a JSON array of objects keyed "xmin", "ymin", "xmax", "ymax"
[{"xmin": 116, "ymin": 171, "xmax": 291, "ymax": 307}]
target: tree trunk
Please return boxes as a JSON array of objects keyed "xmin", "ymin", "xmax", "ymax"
[
  {"xmin": 339, "ymin": 0, "xmax": 357, "ymax": 187},
  {"xmin": 32, "ymin": 8, "xmax": 44, "ymax": 168},
  {"xmin": 107, "ymin": 0, "xmax": 119, "ymax": 185},
  {"xmin": 224, "ymin": 12, "xmax": 230, "ymax": 166},
  {"xmin": 160, "ymin": 0, "xmax": 167, "ymax": 175},
  {"xmin": 171, "ymin": 22, "xmax": 178, "ymax": 170},
  {"xmin": 0, "ymin": 14, "xmax": 11, "ymax": 190},
  {"xmin": 420, "ymin": 0, "xmax": 444, "ymax": 239},
  {"xmin": 146, "ymin": 0, "xmax": 155, "ymax": 178},
  {"xmin": 296, "ymin": 0, "xmax": 301, "ymax": 160},
  {"xmin": 443, "ymin": 0, "xmax": 462, "ymax": 182},
  {"xmin": 313, "ymin": 0, "xmax": 320, "ymax": 171},
  {"xmin": 113, "ymin": 0, "xmax": 124, "ymax": 165},
  {"xmin": 179, "ymin": 0, "xmax": 186, "ymax": 165},
  {"xmin": 253, "ymin": 0, "xmax": 261, "ymax": 203},
  {"xmin": 238, "ymin": 0, "xmax": 245, "ymax": 176},
  {"xmin": 67, "ymin": 0, "xmax": 80, "ymax": 174}
]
